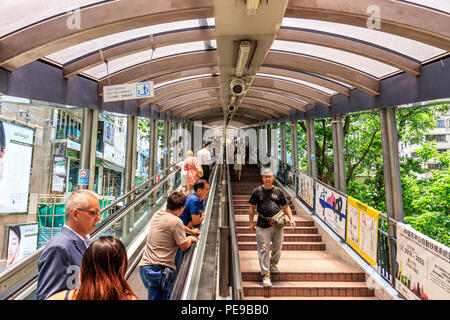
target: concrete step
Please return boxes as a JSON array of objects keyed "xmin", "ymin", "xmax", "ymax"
[
  {"xmin": 242, "ymin": 281, "xmax": 375, "ymax": 298},
  {"xmin": 237, "ymin": 234, "xmax": 322, "ymax": 243},
  {"xmin": 235, "ymin": 226, "xmax": 319, "ymax": 234},
  {"xmin": 241, "ymin": 271, "xmax": 366, "ymax": 282},
  {"xmin": 238, "ymin": 242, "xmax": 326, "ymax": 251}
]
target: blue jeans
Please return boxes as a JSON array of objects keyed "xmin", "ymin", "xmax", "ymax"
[{"xmin": 139, "ymin": 265, "xmax": 171, "ymax": 300}]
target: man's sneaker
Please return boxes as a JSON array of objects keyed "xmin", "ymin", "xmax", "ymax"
[
  {"xmin": 262, "ymin": 273, "xmax": 272, "ymax": 287},
  {"xmin": 270, "ymin": 264, "xmax": 279, "ymax": 273}
]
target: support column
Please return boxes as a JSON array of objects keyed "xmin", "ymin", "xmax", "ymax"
[
  {"xmin": 124, "ymin": 115, "xmax": 138, "ymax": 196},
  {"xmin": 291, "ymin": 121, "xmax": 298, "ymax": 170},
  {"xmin": 148, "ymin": 118, "xmax": 158, "ymax": 183},
  {"xmin": 163, "ymin": 120, "xmax": 170, "ymax": 170},
  {"xmin": 280, "ymin": 122, "xmax": 286, "ymax": 164},
  {"xmin": 332, "ymin": 115, "xmax": 346, "ymax": 193},
  {"xmin": 266, "ymin": 124, "xmax": 271, "ymax": 158},
  {"xmin": 380, "ymin": 108, "xmax": 404, "ymax": 223},
  {"xmin": 79, "ymin": 109, "xmax": 98, "ymax": 190},
  {"xmin": 305, "ymin": 119, "xmax": 317, "ymax": 178}
]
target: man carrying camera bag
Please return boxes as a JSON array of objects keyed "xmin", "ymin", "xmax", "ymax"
[{"xmin": 248, "ymin": 168, "xmax": 295, "ymax": 287}]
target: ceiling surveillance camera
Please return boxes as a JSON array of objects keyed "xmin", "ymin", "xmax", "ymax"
[
  {"xmin": 226, "ymin": 112, "xmax": 232, "ymax": 119},
  {"xmin": 227, "ymin": 105, "xmax": 236, "ymax": 112},
  {"xmin": 230, "ymin": 78, "xmax": 245, "ymax": 96}
]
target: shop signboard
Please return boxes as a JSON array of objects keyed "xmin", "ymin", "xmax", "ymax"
[
  {"xmin": 297, "ymin": 171, "xmax": 314, "ymax": 209},
  {"xmin": 346, "ymin": 196, "xmax": 379, "ymax": 266},
  {"xmin": 315, "ymin": 181, "xmax": 347, "ymax": 240},
  {"xmin": 7, "ymin": 223, "xmax": 39, "ymax": 267},
  {"xmin": 396, "ymin": 222, "xmax": 450, "ymax": 300},
  {"xmin": 0, "ymin": 120, "xmax": 34, "ymax": 214},
  {"xmin": 51, "ymin": 155, "xmax": 67, "ymax": 193}
]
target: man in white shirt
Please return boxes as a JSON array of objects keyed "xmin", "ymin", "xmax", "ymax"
[{"xmin": 196, "ymin": 142, "xmax": 211, "ymax": 182}]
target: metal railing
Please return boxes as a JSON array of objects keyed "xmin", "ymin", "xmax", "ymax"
[
  {"xmin": 180, "ymin": 164, "xmax": 220, "ymax": 300},
  {"xmin": 0, "ymin": 164, "xmax": 181, "ymax": 300},
  {"xmin": 226, "ymin": 164, "xmax": 244, "ymax": 300},
  {"xmin": 270, "ymin": 160, "xmax": 399, "ymax": 288}
]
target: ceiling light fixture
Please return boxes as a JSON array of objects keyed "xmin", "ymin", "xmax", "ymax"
[
  {"xmin": 246, "ymin": 0, "xmax": 261, "ymax": 15},
  {"xmin": 235, "ymin": 40, "xmax": 252, "ymax": 77}
]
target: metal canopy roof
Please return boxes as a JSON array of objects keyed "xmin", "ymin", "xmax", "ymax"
[{"xmin": 0, "ymin": 0, "xmax": 449, "ymax": 127}]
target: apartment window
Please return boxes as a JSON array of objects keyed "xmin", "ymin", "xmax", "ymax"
[
  {"xmin": 436, "ymin": 120, "xmax": 445, "ymax": 128},
  {"xmin": 426, "ymin": 135, "xmax": 446, "ymax": 142},
  {"xmin": 428, "ymin": 163, "xmax": 443, "ymax": 170},
  {"xmin": 410, "ymin": 152, "xmax": 418, "ymax": 158}
]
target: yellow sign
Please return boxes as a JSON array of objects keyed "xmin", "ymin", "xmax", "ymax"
[{"xmin": 346, "ymin": 196, "xmax": 379, "ymax": 266}]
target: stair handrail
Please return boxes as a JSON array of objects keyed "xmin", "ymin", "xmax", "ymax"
[{"xmin": 226, "ymin": 164, "xmax": 244, "ymax": 300}]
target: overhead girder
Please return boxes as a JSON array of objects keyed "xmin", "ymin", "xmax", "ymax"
[
  {"xmin": 244, "ymin": 89, "xmax": 307, "ymax": 112},
  {"xmin": 252, "ymin": 76, "xmax": 331, "ymax": 106},
  {"xmin": 137, "ymin": 74, "xmax": 327, "ymax": 108},
  {"xmin": 192, "ymin": 110, "xmax": 264, "ymax": 123},
  {"xmin": 187, "ymin": 108, "xmax": 269, "ymax": 122},
  {"xmin": 0, "ymin": 0, "xmax": 215, "ymax": 71},
  {"xmin": 98, "ymin": 50, "xmax": 218, "ymax": 94},
  {"xmin": 63, "ymin": 27, "xmax": 216, "ymax": 78},
  {"xmin": 170, "ymin": 97, "xmax": 222, "ymax": 115},
  {"xmin": 276, "ymin": 27, "xmax": 421, "ymax": 76},
  {"xmin": 142, "ymin": 76, "xmax": 220, "ymax": 106},
  {"xmin": 258, "ymin": 66, "xmax": 351, "ymax": 96},
  {"xmin": 158, "ymin": 88, "xmax": 221, "ymax": 112},
  {"xmin": 263, "ymin": 51, "xmax": 380, "ymax": 95},
  {"xmin": 179, "ymin": 104, "xmax": 277, "ymax": 119},
  {"xmin": 285, "ymin": 0, "xmax": 450, "ymax": 51}
]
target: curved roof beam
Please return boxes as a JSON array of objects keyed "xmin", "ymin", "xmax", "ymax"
[
  {"xmin": 245, "ymin": 89, "xmax": 307, "ymax": 112},
  {"xmin": 258, "ymin": 66, "xmax": 350, "ymax": 96},
  {"xmin": 263, "ymin": 51, "xmax": 379, "ymax": 95},
  {"xmin": 179, "ymin": 105, "xmax": 277, "ymax": 119},
  {"xmin": 64, "ymin": 27, "xmax": 216, "ymax": 78},
  {"xmin": 158, "ymin": 88, "xmax": 221, "ymax": 112},
  {"xmin": 285, "ymin": 0, "xmax": 450, "ymax": 51},
  {"xmin": 193, "ymin": 111, "xmax": 263, "ymax": 123},
  {"xmin": 253, "ymin": 76, "xmax": 331, "ymax": 106},
  {"xmin": 241, "ymin": 97, "xmax": 294, "ymax": 115},
  {"xmin": 276, "ymin": 27, "xmax": 421, "ymax": 76},
  {"xmin": 187, "ymin": 108, "xmax": 269, "ymax": 122},
  {"xmin": 142, "ymin": 76, "xmax": 220, "ymax": 105},
  {"xmin": 138, "ymin": 74, "xmax": 324, "ymax": 107},
  {"xmin": 170, "ymin": 97, "xmax": 222, "ymax": 115},
  {"xmin": 98, "ymin": 50, "xmax": 218, "ymax": 94},
  {"xmin": 0, "ymin": 0, "xmax": 214, "ymax": 71}
]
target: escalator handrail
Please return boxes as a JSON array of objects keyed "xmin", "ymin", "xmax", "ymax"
[
  {"xmin": 226, "ymin": 164, "xmax": 244, "ymax": 300},
  {"xmin": 0, "ymin": 166, "xmax": 180, "ymax": 300},
  {"xmin": 180, "ymin": 164, "xmax": 220, "ymax": 300}
]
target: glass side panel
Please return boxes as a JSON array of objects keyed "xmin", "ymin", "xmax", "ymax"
[
  {"xmin": 281, "ymin": 18, "xmax": 446, "ymax": 62},
  {"xmin": 400, "ymin": 0, "xmax": 450, "ymax": 13},
  {"xmin": 271, "ymin": 40, "xmax": 399, "ymax": 78},
  {"xmin": 46, "ymin": 19, "xmax": 216, "ymax": 65},
  {"xmin": 83, "ymin": 40, "xmax": 217, "ymax": 79},
  {"xmin": 1, "ymin": 0, "xmax": 105, "ymax": 38}
]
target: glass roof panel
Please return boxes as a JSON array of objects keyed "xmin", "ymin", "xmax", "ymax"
[
  {"xmin": 155, "ymin": 74, "xmax": 217, "ymax": 89},
  {"xmin": 83, "ymin": 40, "xmax": 217, "ymax": 79},
  {"xmin": 400, "ymin": 0, "xmax": 450, "ymax": 13},
  {"xmin": 46, "ymin": 18, "xmax": 216, "ymax": 65},
  {"xmin": 281, "ymin": 18, "xmax": 446, "ymax": 62},
  {"xmin": 1, "ymin": 0, "xmax": 105, "ymax": 38},
  {"xmin": 271, "ymin": 40, "xmax": 399, "ymax": 78},
  {"xmin": 256, "ymin": 73, "xmax": 337, "ymax": 95}
]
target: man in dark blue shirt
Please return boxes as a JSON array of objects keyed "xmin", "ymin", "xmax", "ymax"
[
  {"xmin": 178, "ymin": 179, "xmax": 210, "ymax": 228},
  {"xmin": 173, "ymin": 179, "xmax": 210, "ymax": 278}
]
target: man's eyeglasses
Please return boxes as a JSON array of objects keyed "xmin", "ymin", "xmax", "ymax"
[{"xmin": 77, "ymin": 208, "xmax": 101, "ymax": 217}]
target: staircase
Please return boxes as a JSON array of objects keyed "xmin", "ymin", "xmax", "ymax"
[{"xmin": 231, "ymin": 165, "xmax": 377, "ymax": 299}]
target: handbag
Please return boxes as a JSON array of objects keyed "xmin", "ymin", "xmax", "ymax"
[
  {"xmin": 195, "ymin": 163, "xmax": 203, "ymax": 178},
  {"xmin": 258, "ymin": 210, "xmax": 290, "ymax": 228}
]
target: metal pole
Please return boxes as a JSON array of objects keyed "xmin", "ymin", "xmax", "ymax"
[
  {"xmin": 332, "ymin": 115, "xmax": 346, "ymax": 193},
  {"xmin": 79, "ymin": 108, "xmax": 98, "ymax": 190},
  {"xmin": 306, "ymin": 119, "xmax": 317, "ymax": 178},
  {"xmin": 280, "ymin": 122, "xmax": 286, "ymax": 164},
  {"xmin": 291, "ymin": 121, "xmax": 298, "ymax": 170}
]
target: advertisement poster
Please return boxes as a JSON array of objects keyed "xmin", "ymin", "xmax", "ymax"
[
  {"xmin": 0, "ymin": 120, "xmax": 34, "ymax": 214},
  {"xmin": 315, "ymin": 181, "xmax": 347, "ymax": 240},
  {"xmin": 103, "ymin": 120, "xmax": 115, "ymax": 145},
  {"xmin": 51, "ymin": 155, "xmax": 67, "ymax": 193},
  {"xmin": 297, "ymin": 171, "xmax": 314, "ymax": 209},
  {"xmin": 346, "ymin": 196, "xmax": 379, "ymax": 266},
  {"xmin": 396, "ymin": 223, "xmax": 450, "ymax": 300},
  {"xmin": 7, "ymin": 223, "xmax": 39, "ymax": 267}
]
